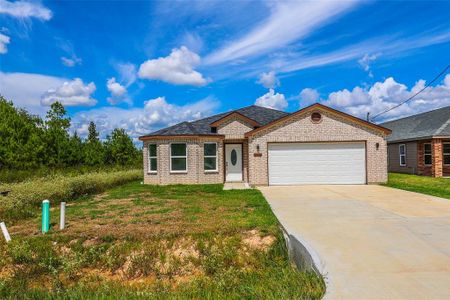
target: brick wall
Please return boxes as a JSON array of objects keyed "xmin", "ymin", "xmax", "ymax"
[
  {"xmin": 217, "ymin": 117, "xmax": 254, "ymax": 139},
  {"xmin": 143, "ymin": 138, "xmax": 224, "ymax": 185},
  {"xmin": 417, "ymin": 140, "xmax": 432, "ymax": 176},
  {"xmin": 247, "ymin": 110, "xmax": 388, "ymax": 185},
  {"xmin": 431, "ymin": 138, "xmax": 443, "ymax": 177}
]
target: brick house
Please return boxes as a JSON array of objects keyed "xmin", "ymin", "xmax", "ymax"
[
  {"xmin": 381, "ymin": 106, "xmax": 450, "ymax": 177},
  {"xmin": 139, "ymin": 103, "xmax": 391, "ymax": 185}
]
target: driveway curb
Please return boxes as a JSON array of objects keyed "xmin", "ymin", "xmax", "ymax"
[{"xmin": 278, "ymin": 219, "xmax": 332, "ymax": 299}]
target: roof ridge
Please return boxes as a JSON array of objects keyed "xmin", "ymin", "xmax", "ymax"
[
  {"xmin": 247, "ymin": 104, "xmax": 288, "ymax": 114},
  {"xmin": 381, "ymin": 105, "xmax": 450, "ymax": 124}
]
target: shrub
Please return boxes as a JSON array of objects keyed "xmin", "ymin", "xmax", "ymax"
[{"xmin": 0, "ymin": 169, "xmax": 142, "ymax": 223}]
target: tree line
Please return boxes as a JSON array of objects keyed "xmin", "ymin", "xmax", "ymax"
[{"xmin": 0, "ymin": 96, "xmax": 141, "ymax": 170}]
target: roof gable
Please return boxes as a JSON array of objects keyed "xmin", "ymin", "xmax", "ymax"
[
  {"xmin": 245, "ymin": 103, "xmax": 391, "ymax": 137},
  {"xmin": 210, "ymin": 111, "xmax": 261, "ymax": 127},
  {"xmin": 139, "ymin": 105, "xmax": 289, "ymax": 139}
]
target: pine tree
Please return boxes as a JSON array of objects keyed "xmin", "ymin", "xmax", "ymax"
[
  {"xmin": 44, "ymin": 102, "xmax": 71, "ymax": 167},
  {"xmin": 83, "ymin": 121, "xmax": 104, "ymax": 166}
]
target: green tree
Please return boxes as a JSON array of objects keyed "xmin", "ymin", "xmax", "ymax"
[
  {"xmin": 0, "ymin": 96, "xmax": 46, "ymax": 169},
  {"xmin": 44, "ymin": 101, "xmax": 71, "ymax": 167},
  {"xmin": 83, "ymin": 121, "xmax": 104, "ymax": 166},
  {"xmin": 67, "ymin": 131, "xmax": 84, "ymax": 165},
  {"xmin": 105, "ymin": 128, "xmax": 139, "ymax": 166}
]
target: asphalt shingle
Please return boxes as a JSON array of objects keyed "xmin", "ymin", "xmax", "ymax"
[
  {"xmin": 141, "ymin": 105, "xmax": 289, "ymax": 137},
  {"xmin": 380, "ymin": 106, "xmax": 450, "ymax": 142}
]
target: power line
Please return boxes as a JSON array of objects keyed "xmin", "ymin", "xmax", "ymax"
[{"xmin": 370, "ymin": 63, "xmax": 450, "ymax": 121}]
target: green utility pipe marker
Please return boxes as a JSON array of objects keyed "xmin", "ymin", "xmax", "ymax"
[{"xmin": 42, "ymin": 200, "xmax": 50, "ymax": 233}]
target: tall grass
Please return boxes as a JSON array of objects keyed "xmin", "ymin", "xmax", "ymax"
[
  {"xmin": 0, "ymin": 169, "xmax": 142, "ymax": 223},
  {"xmin": 0, "ymin": 165, "xmax": 141, "ymax": 184}
]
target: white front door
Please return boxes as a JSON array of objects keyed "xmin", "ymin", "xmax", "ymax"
[{"xmin": 225, "ymin": 144, "xmax": 243, "ymax": 182}]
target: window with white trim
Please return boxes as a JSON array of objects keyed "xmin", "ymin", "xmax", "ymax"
[
  {"xmin": 424, "ymin": 143, "xmax": 432, "ymax": 166},
  {"xmin": 444, "ymin": 143, "xmax": 450, "ymax": 165},
  {"xmin": 204, "ymin": 142, "xmax": 218, "ymax": 172},
  {"xmin": 170, "ymin": 143, "xmax": 187, "ymax": 172},
  {"xmin": 148, "ymin": 144, "xmax": 157, "ymax": 173},
  {"xmin": 399, "ymin": 144, "xmax": 406, "ymax": 166}
]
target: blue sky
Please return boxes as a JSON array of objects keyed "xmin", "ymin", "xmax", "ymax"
[{"xmin": 1, "ymin": 0, "xmax": 450, "ymax": 139}]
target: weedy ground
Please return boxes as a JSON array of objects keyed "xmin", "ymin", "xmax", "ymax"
[{"xmin": 0, "ymin": 182, "xmax": 325, "ymax": 299}]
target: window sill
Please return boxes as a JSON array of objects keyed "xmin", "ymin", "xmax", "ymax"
[
  {"xmin": 170, "ymin": 171, "xmax": 188, "ymax": 174},
  {"xmin": 148, "ymin": 171, "xmax": 157, "ymax": 175},
  {"xmin": 204, "ymin": 170, "xmax": 219, "ymax": 173}
]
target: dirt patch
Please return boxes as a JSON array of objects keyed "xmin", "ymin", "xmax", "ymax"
[{"xmin": 242, "ymin": 229, "xmax": 276, "ymax": 251}]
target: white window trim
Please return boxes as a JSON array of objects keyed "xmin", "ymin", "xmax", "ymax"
[
  {"xmin": 170, "ymin": 143, "xmax": 188, "ymax": 173},
  {"xmin": 148, "ymin": 143, "xmax": 157, "ymax": 174},
  {"xmin": 444, "ymin": 142, "xmax": 450, "ymax": 166},
  {"xmin": 423, "ymin": 143, "xmax": 432, "ymax": 166},
  {"xmin": 204, "ymin": 142, "xmax": 218, "ymax": 173},
  {"xmin": 399, "ymin": 144, "xmax": 406, "ymax": 166}
]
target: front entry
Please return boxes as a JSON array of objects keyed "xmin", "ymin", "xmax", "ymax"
[{"xmin": 225, "ymin": 144, "xmax": 243, "ymax": 182}]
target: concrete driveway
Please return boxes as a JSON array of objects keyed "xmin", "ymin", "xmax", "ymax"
[{"xmin": 259, "ymin": 185, "xmax": 450, "ymax": 300}]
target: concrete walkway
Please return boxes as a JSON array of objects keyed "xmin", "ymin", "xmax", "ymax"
[{"xmin": 259, "ymin": 185, "xmax": 450, "ymax": 300}]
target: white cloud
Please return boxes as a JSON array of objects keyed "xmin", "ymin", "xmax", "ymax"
[
  {"xmin": 61, "ymin": 55, "xmax": 82, "ymax": 67},
  {"xmin": 312, "ymin": 75, "xmax": 450, "ymax": 121},
  {"xmin": 114, "ymin": 62, "xmax": 137, "ymax": 86},
  {"xmin": 299, "ymin": 88, "xmax": 320, "ymax": 106},
  {"xmin": 255, "ymin": 89, "xmax": 287, "ymax": 111},
  {"xmin": 0, "ymin": 33, "xmax": 10, "ymax": 54},
  {"xmin": 106, "ymin": 77, "xmax": 130, "ymax": 105},
  {"xmin": 358, "ymin": 53, "xmax": 379, "ymax": 77},
  {"xmin": 257, "ymin": 71, "xmax": 279, "ymax": 89},
  {"xmin": 204, "ymin": 1, "xmax": 359, "ymax": 65},
  {"xmin": 138, "ymin": 46, "xmax": 209, "ymax": 86},
  {"xmin": 180, "ymin": 32, "xmax": 204, "ymax": 54},
  {"xmin": 0, "ymin": 71, "xmax": 66, "ymax": 115},
  {"xmin": 71, "ymin": 96, "xmax": 220, "ymax": 139},
  {"xmin": 0, "ymin": 0, "xmax": 52, "ymax": 20},
  {"xmin": 41, "ymin": 78, "xmax": 97, "ymax": 107}
]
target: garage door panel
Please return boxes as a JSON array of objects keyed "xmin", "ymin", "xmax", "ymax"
[{"xmin": 268, "ymin": 142, "xmax": 366, "ymax": 185}]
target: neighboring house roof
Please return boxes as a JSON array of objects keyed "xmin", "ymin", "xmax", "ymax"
[
  {"xmin": 139, "ymin": 105, "xmax": 289, "ymax": 139},
  {"xmin": 380, "ymin": 106, "xmax": 450, "ymax": 143},
  {"xmin": 245, "ymin": 103, "xmax": 392, "ymax": 137}
]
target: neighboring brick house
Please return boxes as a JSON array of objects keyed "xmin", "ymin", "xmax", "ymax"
[
  {"xmin": 381, "ymin": 106, "xmax": 450, "ymax": 177},
  {"xmin": 139, "ymin": 103, "xmax": 391, "ymax": 186}
]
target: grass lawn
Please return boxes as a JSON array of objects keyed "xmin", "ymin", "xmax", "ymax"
[
  {"xmin": 384, "ymin": 173, "xmax": 450, "ymax": 199},
  {"xmin": 0, "ymin": 182, "xmax": 324, "ymax": 299}
]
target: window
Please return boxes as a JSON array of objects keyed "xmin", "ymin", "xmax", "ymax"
[
  {"xmin": 204, "ymin": 142, "xmax": 218, "ymax": 172},
  {"xmin": 170, "ymin": 143, "xmax": 187, "ymax": 172},
  {"xmin": 399, "ymin": 144, "xmax": 406, "ymax": 166},
  {"xmin": 444, "ymin": 143, "xmax": 450, "ymax": 165},
  {"xmin": 424, "ymin": 143, "xmax": 432, "ymax": 165},
  {"xmin": 148, "ymin": 144, "xmax": 157, "ymax": 173},
  {"xmin": 311, "ymin": 112, "xmax": 322, "ymax": 123}
]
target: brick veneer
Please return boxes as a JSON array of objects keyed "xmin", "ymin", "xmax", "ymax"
[
  {"xmin": 417, "ymin": 140, "xmax": 433, "ymax": 176},
  {"xmin": 247, "ymin": 109, "xmax": 388, "ymax": 185},
  {"xmin": 432, "ymin": 138, "xmax": 443, "ymax": 177},
  {"xmin": 217, "ymin": 117, "xmax": 254, "ymax": 139},
  {"xmin": 143, "ymin": 137, "xmax": 224, "ymax": 185}
]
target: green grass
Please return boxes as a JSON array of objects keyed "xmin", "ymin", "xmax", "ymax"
[
  {"xmin": 384, "ymin": 172, "xmax": 450, "ymax": 199},
  {"xmin": 0, "ymin": 182, "xmax": 324, "ymax": 299}
]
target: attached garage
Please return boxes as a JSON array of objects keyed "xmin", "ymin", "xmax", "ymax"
[{"xmin": 268, "ymin": 142, "xmax": 366, "ymax": 185}]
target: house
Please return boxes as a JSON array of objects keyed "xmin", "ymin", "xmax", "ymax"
[
  {"xmin": 381, "ymin": 106, "xmax": 450, "ymax": 177},
  {"xmin": 139, "ymin": 103, "xmax": 391, "ymax": 185}
]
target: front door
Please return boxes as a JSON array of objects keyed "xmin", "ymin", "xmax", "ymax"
[{"xmin": 225, "ymin": 144, "xmax": 243, "ymax": 182}]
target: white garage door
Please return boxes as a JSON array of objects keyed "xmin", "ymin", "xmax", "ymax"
[{"xmin": 268, "ymin": 142, "xmax": 366, "ymax": 185}]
